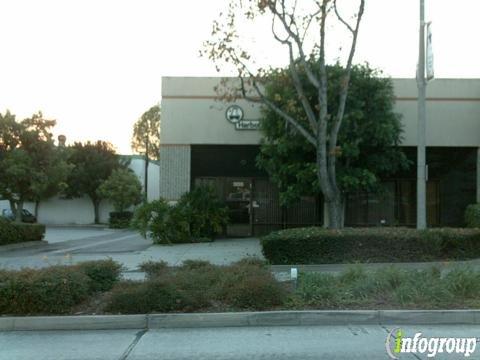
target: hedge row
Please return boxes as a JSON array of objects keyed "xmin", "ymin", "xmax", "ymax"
[
  {"xmin": 0, "ymin": 259, "xmax": 122, "ymax": 315},
  {"xmin": 261, "ymin": 227, "xmax": 480, "ymax": 264},
  {"xmin": 0, "ymin": 218, "xmax": 46, "ymax": 246}
]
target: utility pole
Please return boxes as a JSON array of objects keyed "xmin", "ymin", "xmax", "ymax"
[
  {"xmin": 417, "ymin": 0, "xmax": 427, "ymax": 229},
  {"xmin": 144, "ymin": 136, "xmax": 149, "ymax": 203}
]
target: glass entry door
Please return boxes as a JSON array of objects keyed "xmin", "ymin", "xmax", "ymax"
[{"xmin": 225, "ymin": 178, "xmax": 252, "ymax": 237}]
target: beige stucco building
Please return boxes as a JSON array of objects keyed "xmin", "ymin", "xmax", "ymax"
[{"xmin": 160, "ymin": 77, "xmax": 480, "ymax": 235}]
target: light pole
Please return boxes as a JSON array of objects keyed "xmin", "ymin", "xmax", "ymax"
[{"xmin": 416, "ymin": 0, "xmax": 427, "ymax": 229}]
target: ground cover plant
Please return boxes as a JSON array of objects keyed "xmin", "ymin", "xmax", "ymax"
[
  {"xmin": 261, "ymin": 227, "xmax": 480, "ymax": 264},
  {"xmin": 288, "ymin": 266, "xmax": 480, "ymax": 310}
]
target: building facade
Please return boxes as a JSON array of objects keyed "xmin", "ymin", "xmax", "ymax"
[{"xmin": 160, "ymin": 77, "xmax": 480, "ymax": 236}]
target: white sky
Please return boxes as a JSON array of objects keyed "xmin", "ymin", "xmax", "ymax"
[{"xmin": 0, "ymin": 0, "xmax": 479, "ymax": 154}]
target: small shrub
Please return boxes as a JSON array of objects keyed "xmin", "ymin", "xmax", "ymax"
[
  {"xmin": 465, "ymin": 204, "xmax": 480, "ymax": 228},
  {"xmin": 0, "ymin": 218, "xmax": 21, "ymax": 245},
  {"xmin": 76, "ymin": 259, "xmax": 122, "ymax": 292},
  {"xmin": 106, "ymin": 279, "xmax": 183, "ymax": 314},
  {"xmin": 170, "ymin": 268, "xmax": 222, "ymax": 310},
  {"xmin": 131, "ymin": 199, "xmax": 171, "ymax": 238},
  {"xmin": 180, "ymin": 260, "xmax": 216, "ymax": 271},
  {"xmin": 0, "ymin": 266, "xmax": 90, "ymax": 315},
  {"xmin": 177, "ymin": 186, "xmax": 229, "ymax": 240},
  {"xmin": 132, "ymin": 188, "xmax": 228, "ymax": 244},
  {"xmin": 16, "ymin": 223, "xmax": 46, "ymax": 241},
  {"xmin": 220, "ymin": 263, "xmax": 286, "ymax": 310},
  {"xmin": 0, "ymin": 219, "xmax": 45, "ymax": 245},
  {"xmin": 139, "ymin": 260, "xmax": 169, "ymax": 279},
  {"xmin": 108, "ymin": 211, "xmax": 134, "ymax": 229}
]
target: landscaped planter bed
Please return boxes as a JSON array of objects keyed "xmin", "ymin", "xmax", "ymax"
[{"xmin": 2, "ymin": 259, "xmax": 480, "ymax": 316}]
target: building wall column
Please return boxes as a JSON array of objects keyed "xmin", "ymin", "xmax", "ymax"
[
  {"xmin": 477, "ymin": 147, "xmax": 480, "ymax": 203},
  {"xmin": 159, "ymin": 145, "xmax": 191, "ymax": 201}
]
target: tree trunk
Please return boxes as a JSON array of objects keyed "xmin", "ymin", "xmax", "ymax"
[
  {"xmin": 15, "ymin": 200, "xmax": 24, "ymax": 223},
  {"xmin": 8, "ymin": 199, "xmax": 16, "ymax": 214},
  {"xmin": 325, "ymin": 197, "xmax": 344, "ymax": 229},
  {"xmin": 92, "ymin": 198, "xmax": 100, "ymax": 224}
]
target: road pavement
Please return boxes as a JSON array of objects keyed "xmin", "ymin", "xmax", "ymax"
[{"xmin": 1, "ymin": 324, "xmax": 479, "ymax": 360}]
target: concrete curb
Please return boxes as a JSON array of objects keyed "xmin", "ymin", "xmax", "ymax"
[
  {"xmin": 0, "ymin": 240, "xmax": 48, "ymax": 253},
  {"xmin": 2, "ymin": 310, "xmax": 480, "ymax": 331}
]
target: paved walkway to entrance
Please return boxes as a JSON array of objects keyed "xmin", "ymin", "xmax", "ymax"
[{"xmin": 0, "ymin": 227, "xmax": 264, "ymax": 273}]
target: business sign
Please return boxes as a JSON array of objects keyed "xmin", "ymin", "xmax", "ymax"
[
  {"xmin": 225, "ymin": 105, "xmax": 260, "ymax": 130},
  {"xmin": 426, "ymin": 22, "xmax": 434, "ymax": 81}
]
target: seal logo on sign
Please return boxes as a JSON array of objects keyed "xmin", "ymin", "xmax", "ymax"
[{"xmin": 225, "ymin": 105, "xmax": 244, "ymax": 124}]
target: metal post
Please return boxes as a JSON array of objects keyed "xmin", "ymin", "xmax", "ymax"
[
  {"xmin": 417, "ymin": 0, "xmax": 427, "ymax": 229},
  {"xmin": 144, "ymin": 137, "xmax": 149, "ymax": 203}
]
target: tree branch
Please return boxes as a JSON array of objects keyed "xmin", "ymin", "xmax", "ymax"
[
  {"xmin": 328, "ymin": 0, "xmax": 365, "ymax": 192},
  {"xmin": 333, "ymin": 0, "xmax": 354, "ymax": 34},
  {"xmin": 268, "ymin": 1, "xmax": 320, "ymax": 90},
  {"xmin": 238, "ymin": 76, "xmax": 317, "ymax": 147}
]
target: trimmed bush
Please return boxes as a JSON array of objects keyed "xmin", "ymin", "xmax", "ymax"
[
  {"xmin": 15, "ymin": 223, "xmax": 46, "ymax": 242},
  {"xmin": 221, "ymin": 263, "xmax": 286, "ymax": 310},
  {"xmin": 0, "ymin": 260, "xmax": 122, "ymax": 315},
  {"xmin": 465, "ymin": 204, "xmax": 480, "ymax": 228},
  {"xmin": 76, "ymin": 259, "xmax": 122, "ymax": 292},
  {"xmin": 261, "ymin": 227, "xmax": 480, "ymax": 264},
  {"xmin": 108, "ymin": 211, "xmax": 133, "ymax": 229},
  {"xmin": 0, "ymin": 218, "xmax": 45, "ymax": 245},
  {"xmin": 0, "ymin": 266, "xmax": 90, "ymax": 314},
  {"xmin": 106, "ymin": 279, "xmax": 184, "ymax": 314},
  {"xmin": 0, "ymin": 218, "xmax": 21, "ymax": 245}
]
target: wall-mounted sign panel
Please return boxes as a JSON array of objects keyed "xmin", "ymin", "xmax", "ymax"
[{"xmin": 226, "ymin": 105, "xmax": 260, "ymax": 131}]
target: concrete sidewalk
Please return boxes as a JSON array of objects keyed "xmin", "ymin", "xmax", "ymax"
[{"xmin": 1, "ymin": 324, "xmax": 479, "ymax": 360}]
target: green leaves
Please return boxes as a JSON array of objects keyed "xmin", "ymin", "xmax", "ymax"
[
  {"xmin": 65, "ymin": 141, "xmax": 120, "ymax": 201},
  {"xmin": 97, "ymin": 168, "xmax": 143, "ymax": 212},
  {"xmin": 131, "ymin": 105, "xmax": 160, "ymax": 161},
  {"xmin": 0, "ymin": 111, "xmax": 69, "ymax": 210},
  {"xmin": 257, "ymin": 62, "xmax": 411, "ymax": 203}
]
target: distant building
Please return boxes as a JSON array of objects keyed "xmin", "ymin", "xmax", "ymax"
[
  {"xmin": 0, "ymin": 155, "xmax": 160, "ymax": 225},
  {"xmin": 159, "ymin": 77, "xmax": 480, "ymax": 236}
]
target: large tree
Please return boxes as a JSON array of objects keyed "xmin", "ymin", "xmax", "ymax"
[
  {"xmin": 204, "ymin": 0, "xmax": 367, "ymax": 228},
  {"xmin": 65, "ymin": 141, "xmax": 121, "ymax": 224},
  {"xmin": 131, "ymin": 104, "xmax": 161, "ymax": 202},
  {"xmin": 257, "ymin": 63, "xmax": 409, "ymax": 210},
  {"xmin": 0, "ymin": 111, "xmax": 70, "ymax": 222}
]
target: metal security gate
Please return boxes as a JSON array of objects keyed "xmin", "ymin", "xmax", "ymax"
[
  {"xmin": 194, "ymin": 177, "xmax": 323, "ymax": 237},
  {"xmin": 251, "ymin": 178, "xmax": 323, "ymax": 236}
]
